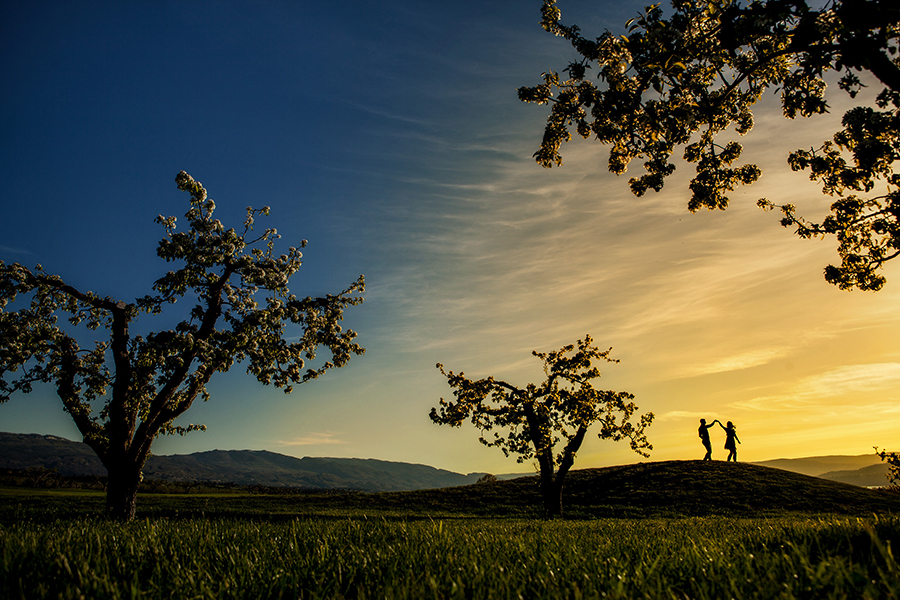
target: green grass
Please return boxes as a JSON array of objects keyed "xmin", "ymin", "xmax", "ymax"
[
  {"xmin": 1, "ymin": 515, "xmax": 898, "ymax": 599},
  {"xmin": 2, "ymin": 461, "xmax": 899, "ymax": 598}
]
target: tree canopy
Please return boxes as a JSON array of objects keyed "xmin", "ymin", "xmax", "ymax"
[
  {"xmin": 0, "ymin": 171, "xmax": 365, "ymax": 520},
  {"xmin": 518, "ymin": 0, "xmax": 900, "ymax": 291},
  {"xmin": 430, "ymin": 335, "xmax": 653, "ymax": 517}
]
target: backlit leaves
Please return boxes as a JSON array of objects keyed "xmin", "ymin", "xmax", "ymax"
[
  {"xmin": 431, "ymin": 335, "xmax": 654, "ymax": 468},
  {"xmin": 520, "ymin": 0, "xmax": 900, "ymax": 290},
  {"xmin": 0, "ymin": 171, "xmax": 364, "ymax": 476}
]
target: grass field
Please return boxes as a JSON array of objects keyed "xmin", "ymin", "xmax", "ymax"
[
  {"xmin": 2, "ymin": 511, "xmax": 898, "ymax": 599},
  {"xmin": 1, "ymin": 461, "xmax": 899, "ymax": 599}
]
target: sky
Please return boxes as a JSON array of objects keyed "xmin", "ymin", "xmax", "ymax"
[{"xmin": 1, "ymin": 0, "xmax": 897, "ymax": 476}]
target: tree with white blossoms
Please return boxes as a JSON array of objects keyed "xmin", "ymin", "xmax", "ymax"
[
  {"xmin": 0, "ymin": 171, "xmax": 365, "ymax": 520},
  {"xmin": 430, "ymin": 335, "xmax": 653, "ymax": 518}
]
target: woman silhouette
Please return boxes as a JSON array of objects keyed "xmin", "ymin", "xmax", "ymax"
[{"xmin": 719, "ymin": 421, "xmax": 741, "ymax": 462}]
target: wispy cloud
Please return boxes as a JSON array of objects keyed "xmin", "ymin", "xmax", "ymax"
[
  {"xmin": 676, "ymin": 347, "xmax": 798, "ymax": 378},
  {"xmin": 796, "ymin": 363, "xmax": 900, "ymax": 398},
  {"xmin": 276, "ymin": 432, "xmax": 347, "ymax": 446},
  {"xmin": 658, "ymin": 410, "xmax": 723, "ymax": 421},
  {"xmin": 734, "ymin": 363, "xmax": 900, "ymax": 412},
  {"xmin": 0, "ymin": 245, "xmax": 31, "ymax": 255},
  {"xmin": 359, "ymin": 136, "xmax": 833, "ymax": 373},
  {"xmin": 341, "ymin": 100, "xmax": 432, "ymax": 127}
]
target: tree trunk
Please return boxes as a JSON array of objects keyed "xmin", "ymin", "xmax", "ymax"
[
  {"xmin": 540, "ymin": 475, "xmax": 564, "ymax": 518},
  {"xmin": 105, "ymin": 463, "xmax": 142, "ymax": 521},
  {"xmin": 539, "ymin": 427, "xmax": 585, "ymax": 519}
]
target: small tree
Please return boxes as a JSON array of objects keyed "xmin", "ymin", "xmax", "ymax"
[
  {"xmin": 0, "ymin": 171, "xmax": 365, "ymax": 520},
  {"xmin": 875, "ymin": 447, "xmax": 900, "ymax": 490},
  {"xmin": 519, "ymin": 0, "xmax": 900, "ymax": 291},
  {"xmin": 430, "ymin": 335, "xmax": 653, "ymax": 517}
]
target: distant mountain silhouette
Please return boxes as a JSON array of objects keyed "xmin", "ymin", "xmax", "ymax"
[
  {"xmin": 751, "ymin": 454, "xmax": 889, "ymax": 487},
  {"xmin": 817, "ymin": 463, "xmax": 892, "ymax": 488},
  {"xmin": 752, "ymin": 454, "xmax": 883, "ymax": 476},
  {"xmin": 0, "ymin": 433, "xmax": 487, "ymax": 492},
  {"xmin": 141, "ymin": 449, "xmax": 486, "ymax": 491},
  {"xmin": 0, "ymin": 432, "xmax": 105, "ymax": 476}
]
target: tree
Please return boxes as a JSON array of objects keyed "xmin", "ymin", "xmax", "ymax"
[
  {"xmin": 875, "ymin": 447, "xmax": 900, "ymax": 489},
  {"xmin": 0, "ymin": 171, "xmax": 365, "ymax": 520},
  {"xmin": 430, "ymin": 335, "xmax": 653, "ymax": 517},
  {"xmin": 518, "ymin": 0, "xmax": 900, "ymax": 291}
]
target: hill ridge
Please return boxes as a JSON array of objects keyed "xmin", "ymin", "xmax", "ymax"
[{"xmin": 382, "ymin": 460, "xmax": 900, "ymax": 518}]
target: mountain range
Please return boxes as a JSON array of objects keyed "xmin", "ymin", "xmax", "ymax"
[
  {"xmin": 0, "ymin": 432, "xmax": 491, "ymax": 491},
  {"xmin": 0, "ymin": 432, "xmax": 891, "ymax": 491}
]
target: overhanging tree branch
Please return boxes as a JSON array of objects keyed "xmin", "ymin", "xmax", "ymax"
[{"xmin": 520, "ymin": 0, "xmax": 900, "ymax": 290}]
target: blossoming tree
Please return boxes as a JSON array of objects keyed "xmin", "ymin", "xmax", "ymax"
[
  {"xmin": 431, "ymin": 335, "xmax": 653, "ymax": 517},
  {"xmin": 0, "ymin": 171, "xmax": 365, "ymax": 520}
]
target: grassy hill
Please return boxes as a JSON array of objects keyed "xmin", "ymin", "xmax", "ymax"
[
  {"xmin": 557, "ymin": 460, "xmax": 900, "ymax": 517},
  {"xmin": 339, "ymin": 460, "xmax": 900, "ymax": 519},
  {"xmin": 5, "ymin": 459, "xmax": 897, "ymax": 523}
]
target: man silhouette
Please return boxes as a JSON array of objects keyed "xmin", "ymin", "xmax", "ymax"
[{"xmin": 698, "ymin": 418, "xmax": 717, "ymax": 460}]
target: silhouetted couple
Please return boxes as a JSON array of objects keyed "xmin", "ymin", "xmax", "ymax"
[{"xmin": 698, "ymin": 419, "xmax": 741, "ymax": 461}]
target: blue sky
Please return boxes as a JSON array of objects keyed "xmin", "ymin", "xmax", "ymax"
[{"xmin": 2, "ymin": 0, "xmax": 898, "ymax": 475}]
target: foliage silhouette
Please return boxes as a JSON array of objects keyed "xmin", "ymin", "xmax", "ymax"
[
  {"xmin": 519, "ymin": 0, "xmax": 900, "ymax": 291},
  {"xmin": 875, "ymin": 447, "xmax": 900, "ymax": 489},
  {"xmin": 430, "ymin": 335, "xmax": 653, "ymax": 517},
  {"xmin": 0, "ymin": 171, "xmax": 365, "ymax": 520}
]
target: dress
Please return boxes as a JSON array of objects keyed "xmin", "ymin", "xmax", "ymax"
[{"xmin": 724, "ymin": 429, "xmax": 737, "ymax": 450}]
